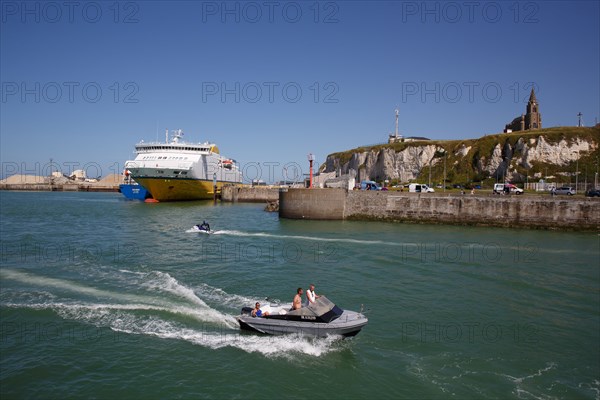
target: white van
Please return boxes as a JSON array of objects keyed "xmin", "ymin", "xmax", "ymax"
[
  {"xmin": 409, "ymin": 183, "xmax": 435, "ymax": 193},
  {"xmin": 493, "ymin": 183, "xmax": 524, "ymax": 195}
]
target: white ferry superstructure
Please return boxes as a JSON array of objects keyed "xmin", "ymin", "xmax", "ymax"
[{"xmin": 124, "ymin": 129, "xmax": 242, "ymax": 201}]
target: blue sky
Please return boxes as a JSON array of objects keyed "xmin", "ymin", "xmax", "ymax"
[{"xmin": 1, "ymin": 0, "xmax": 599, "ymax": 182}]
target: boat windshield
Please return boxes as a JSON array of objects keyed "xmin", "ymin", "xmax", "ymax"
[{"xmin": 287, "ymin": 296, "xmax": 344, "ymax": 323}]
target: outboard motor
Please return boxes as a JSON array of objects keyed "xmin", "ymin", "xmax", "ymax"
[{"xmin": 241, "ymin": 307, "xmax": 253, "ymax": 316}]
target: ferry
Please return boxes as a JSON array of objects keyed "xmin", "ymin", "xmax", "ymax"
[{"xmin": 124, "ymin": 129, "xmax": 243, "ymax": 201}]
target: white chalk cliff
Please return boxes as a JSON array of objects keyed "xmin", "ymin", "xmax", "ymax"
[{"xmin": 321, "ymin": 127, "xmax": 599, "ymax": 183}]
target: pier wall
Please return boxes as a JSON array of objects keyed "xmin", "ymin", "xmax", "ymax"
[
  {"xmin": 221, "ymin": 185, "xmax": 279, "ymax": 202},
  {"xmin": 279, "ymin": 189, "xmax": 600, "ymax": 231},
  {"xmin": 279, "ymin": 188, "xmax": 346, "ymax": 220},
  {"xmin": 0, "ymin": 184, "xmax": 118, "ymax": 192}
]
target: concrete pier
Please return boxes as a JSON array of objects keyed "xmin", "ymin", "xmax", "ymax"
[
  {"xmin": 0, "ymin": 183, "xmax": 119, "ymax": 192},
  {"xmin": 220, "ymin": 185, "xmax": 279, "ymax": 202},
  {"xmin": 279, "ymin": 188, "xmax": 346, "ymax": 219},
  {"xmin": 279, "ymin": 189, "xmax": 600, "ymax": 231}
]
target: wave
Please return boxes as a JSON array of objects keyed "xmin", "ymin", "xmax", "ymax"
[
  {"xmin": 209, "ymin": 231, "xmax": 599, "ymax": 259},
  {"xmin": 0, "ymin": 269, "xmax": 236, "ymax": 326},
  {"xmin": 212, "ymin": 230, "xmax": 404, "ymax": 246},
  {"xmin": 0, "ymin": 268, "xmax": 346, "ymax": 358}
]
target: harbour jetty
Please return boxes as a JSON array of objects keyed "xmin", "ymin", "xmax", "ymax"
[
  {"xmin": 220, "ymin": 185, "xmax": 279, "ymax": 202},
  {"xmin": 0, "ymin": 174, "xmax": 122, "ymax": 192},
  {"xmin": 279, "ymin": 188, "xmax": 600, "ymax": 231}
]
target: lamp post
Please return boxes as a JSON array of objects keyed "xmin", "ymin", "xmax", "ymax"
[
  {"xmin": 428, "ymin": 158, "xmax": 432, "ymax": 187},
  {"xmin": 307, "ymin": 153, "xmax": 314, "ymax": 188},
  {"xmin": 597, "ymin": 157, "xmax": 599, "ymax": 189},
  {"xmin": 443, "ymin": 151, "xmax": 447, "ymax": 193},
  {"xmin": 576, "ymin": 158, "xmax": 579, "ymax": 192},
  {"xmin": 213, "ymin": 172, "xmax": 217, "ymax": 204}
]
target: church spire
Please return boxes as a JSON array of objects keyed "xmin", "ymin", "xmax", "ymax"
[{"xmin": 528, "ymin": 87, "xmax": 537, "ymax": 104}]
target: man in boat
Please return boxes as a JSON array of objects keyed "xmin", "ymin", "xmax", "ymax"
[
  {"xmin": 197, "ymin": 221, "xmax": 210, "ymax": 231},
  {"xmin": 251, "ymin": 302, "xmax": 269, "ymax": 317},
  {"xmin": 306, "ymin": 284, "xmax": 320, "ymax": 305},
  {"xmin": 292, "ymin": 288, "xmax": 303, "ymax": 310}
]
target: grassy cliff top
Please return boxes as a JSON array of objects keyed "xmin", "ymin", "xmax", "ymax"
[{"xmin": 325, "ymin": 126, "xmax": 600, "ymax": 168}]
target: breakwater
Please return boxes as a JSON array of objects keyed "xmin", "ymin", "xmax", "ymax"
[
  {"xmin": 220, "ymin": 185, "xmax": 279, "ymax": 202},
  {"xmin": 279, "ymin": 189, "xmax": 600, "ymax": 231},
  {"xmin": 0, "ymin": 183, "xmax": 119, "ymax": 192}
]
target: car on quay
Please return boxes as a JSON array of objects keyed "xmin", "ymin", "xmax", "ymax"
[
  {"xmin": 408, "ymin": 183, "xmax": 435, "ymax": 193},
  {"xmin": 551, "ymin": 186, "xmax": 576, "ymax": 196},
  {"xmin": 360, "ymin": 180, "xmax": 382, "ymax": 190},
  {"xmin": 493, "ymin": 183, "xmax": 524, "ymax": 195},
  {"xmin": 585, "ymin": 188, "xmax": 600, "ymax": 197}
]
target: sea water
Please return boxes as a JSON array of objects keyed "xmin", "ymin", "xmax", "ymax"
[{"xmin": 1, "ymin": 191, "xmax": 598, "ymax": 399}]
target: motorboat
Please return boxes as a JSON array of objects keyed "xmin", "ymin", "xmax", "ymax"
[{"xmin": 237, "ymin": 296, "xmax": 368, "ymax": 337}]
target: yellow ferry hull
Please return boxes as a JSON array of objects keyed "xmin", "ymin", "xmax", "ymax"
[{"xmin": 135, "ymin": 178, "xmax": 227, "ymax": 201}]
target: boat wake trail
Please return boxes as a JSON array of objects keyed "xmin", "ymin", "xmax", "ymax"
[
  {"xmin": 213, "ymin": 230, "xmax": 402, "ymax": 246},
  {"xmin": 0, "ymin": 268, "xmax": 237, "ymax": 327},
  {"xmin": 1, "ymin": 268, "xmax": 345, "ymax": 358}
]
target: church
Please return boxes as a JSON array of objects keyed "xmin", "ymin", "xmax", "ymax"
[{"xmin": 504, "ymin": 88, "xmax": 542, "ymax": 132}]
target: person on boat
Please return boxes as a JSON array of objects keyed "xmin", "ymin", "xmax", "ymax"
[
  {"xmin": 251, "ymin": 302, "xmax": 269, "ymax": 317},
  {"xmin": 306, "ymin": 284, "xmax": 320, "ymax": 305},
  {"xmin": 292, "ymin": 288, "xmax": 303, "ymax": 310},
  {"xmin": 197, "ymin": 221, "xmax": 210, "ymax": 231}
]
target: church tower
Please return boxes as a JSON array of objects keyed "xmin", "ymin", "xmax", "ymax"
[{"xmin": 525, "ymin": 88, "xmax": 542, "ymax": 130}]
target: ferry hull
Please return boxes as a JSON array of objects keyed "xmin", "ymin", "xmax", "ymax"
[{"xmin": 134, "ymin": 177, "xmax": 226, "ymax": 201}]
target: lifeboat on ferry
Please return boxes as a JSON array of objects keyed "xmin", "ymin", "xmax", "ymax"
[{"xmin": 222, "ymin": 159, "xmax": 233, "ymax": 169}]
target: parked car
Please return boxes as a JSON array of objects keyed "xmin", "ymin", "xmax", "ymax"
[
  {"xmin": 551, "ymin": 186, "xmax": 576, "ymax": 196},
  {"xmin": 408, "ymin": 183, "xmax": 435, "ymax": 193},
  {"xmin": 493, "ymin": 183, "xmax": 524, "ymax": 195},
  {"xmin": 360, "ymin": 180, "xmax": 382, "ymax": 190},
  {"xmin": 585, "ymin": 189, "xmax": 600, "ymax": 197}
]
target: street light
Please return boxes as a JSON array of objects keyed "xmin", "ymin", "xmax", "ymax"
[
  {"xmin": 213, "ymin": 172, "xmax": 217, "ymax": 204},
  {"xmin": 307, "ymin": 153, "xmax": 315, "ymax": 188},
  {"xmin": 576, "ymin": 158, "xmax": 579, "ymax": 192}
]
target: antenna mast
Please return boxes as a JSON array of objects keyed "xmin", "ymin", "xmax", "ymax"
[{"xmin": 395, "ymin": 108, "xmax": 399, "ymax": 137}]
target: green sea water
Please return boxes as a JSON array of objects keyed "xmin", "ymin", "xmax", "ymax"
[{"xmin": 1, "ymin": 191, "xmax": 598, "ymax": 399}]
